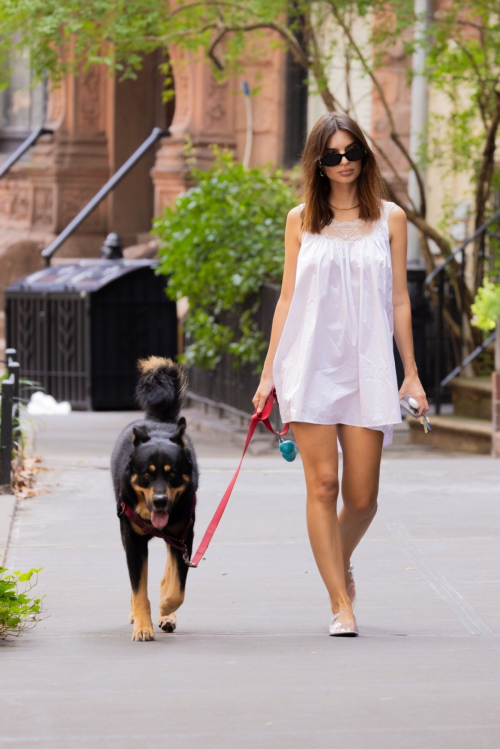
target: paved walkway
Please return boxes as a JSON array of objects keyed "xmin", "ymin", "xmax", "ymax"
[{"xmin": 1, "ymin": 410, "xmax": 499, "ymax": 748}]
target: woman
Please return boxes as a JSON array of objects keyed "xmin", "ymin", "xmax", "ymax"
[{"xmin": 252, "ymin": 112, "xmax": 429, "ymax": 637}]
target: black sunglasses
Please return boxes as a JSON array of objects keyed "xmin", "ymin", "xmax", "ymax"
[{"xmin": 319, "ymin": 145, "xmax": 368, "ymax": 168}]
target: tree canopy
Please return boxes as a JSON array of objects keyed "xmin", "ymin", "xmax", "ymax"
[{"xmin": 1, "ymin": 0, "xmax": 500, "ymax": 363}]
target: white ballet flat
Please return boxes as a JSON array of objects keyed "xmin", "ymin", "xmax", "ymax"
[{"xmin": 329, "ymin": 608, "xmax": 359, "ymax": 637}]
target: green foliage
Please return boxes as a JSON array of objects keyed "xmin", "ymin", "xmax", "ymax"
[
  {"xmin": 0, "ymin": 565, "xmax": 43, "ymax": 639},
  {"xmin": 0, "ymin": 1, "xmax": 414, "ymax": 94},
  {"xmin": 471, "ymin": 277, "xmax": 500, "ymax": 332},
  {"xmin": 3, "ymin": 0, "xmax": 500, "ymax": 376},
  {"xmin": 153, "ymin": 143, "xmax": 299, "ymax": 372}
]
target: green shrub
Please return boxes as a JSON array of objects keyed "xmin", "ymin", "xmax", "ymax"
[
  {"xmin": 471, "ymin": 276, "xmax": 500, "ymax": 332},
  {"xmin": 0, "ymin": 565, "xmax": 43, "ymax": 639},
  {"xmin": 153, "ymin": 144, "xmax": 300, "ymax": 373}
]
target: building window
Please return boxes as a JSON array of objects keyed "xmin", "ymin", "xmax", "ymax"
[{"xmin": 0, "ymin": 46, "xmax": 47, "ymax": 156}]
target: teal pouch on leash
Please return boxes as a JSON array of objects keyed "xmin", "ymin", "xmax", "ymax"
[{"xmin": 278, "ymin": 435, "xmax": 298, "ymax": 461}]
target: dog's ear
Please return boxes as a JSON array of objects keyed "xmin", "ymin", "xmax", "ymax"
[
  {"xmin": 132, "ymin": 425, "xmax": 150, "ymax": 445},
  {"xmin": 170, "ymin": 417, "xmax": 193, "ymax": 465}
]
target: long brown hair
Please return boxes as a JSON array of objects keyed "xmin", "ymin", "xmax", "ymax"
[{"xmin": 301, "ymin": 112, "xmax": 388, "ymax": 234}]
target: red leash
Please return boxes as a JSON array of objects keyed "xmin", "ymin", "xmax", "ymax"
[{"xmin": 188, "ymin": 387, "xmax": 289, "ymax": 568}]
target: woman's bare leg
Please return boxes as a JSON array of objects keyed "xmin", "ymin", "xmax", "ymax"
[
  {"xmin": 290, "ymin": 422, "xmax": 353, "ymax": 622},
  {"xmin": 336, "ymin": 425, "xmax": 384, "ymax": 585}
]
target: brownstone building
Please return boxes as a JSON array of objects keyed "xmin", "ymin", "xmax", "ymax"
[{"xmin": 0, "ymin": 42, "xmax": 311, "ymax": 357}]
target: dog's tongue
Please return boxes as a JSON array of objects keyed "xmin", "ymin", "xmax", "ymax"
[{"xmin": 151, "ymin": 511, "xmax": 170, "ymax": 530}]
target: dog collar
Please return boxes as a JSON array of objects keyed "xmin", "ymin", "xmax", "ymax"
[{"xmin": 119, "ymin": 496, "xmax": 197, "ymax": 566}]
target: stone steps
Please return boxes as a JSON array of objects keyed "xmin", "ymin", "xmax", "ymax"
[
  {"xmin": 449, "ymin": 376, "xmax": 492, "ymax": 420},
  {"xmin": 408, "ymin": 413, "xmax": 493, "ymax": 455}
]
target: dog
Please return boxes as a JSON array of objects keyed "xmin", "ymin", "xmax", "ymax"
[{"xmin": 111, "ymin": 356, "xmax": 199, "ymax": 641}]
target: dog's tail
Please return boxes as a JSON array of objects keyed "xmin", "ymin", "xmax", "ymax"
[{"xmin": 135, "ymin": 356, "xmax": 188, "ymax": 423}]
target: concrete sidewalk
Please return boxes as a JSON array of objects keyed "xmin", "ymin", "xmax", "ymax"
[{"xmin": 1, "ymin": 409, "xmax": 499, "ymax": 748}]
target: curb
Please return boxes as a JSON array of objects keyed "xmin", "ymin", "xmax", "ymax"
[{"xmin": 0, "ymin": 493, "xmax": 16, "ymax": 566}]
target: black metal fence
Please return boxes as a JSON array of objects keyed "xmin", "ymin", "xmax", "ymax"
[
  {"xmin": 6, "ymin": 261, "xmax": 178, "ymax": 410},
  {"xmin": 0, "ymin": 348, "xmax": 20, "ymax": 493},
  {"xmin": 185, "ymin": 283, "xmax": 280, "ymax": 426}
]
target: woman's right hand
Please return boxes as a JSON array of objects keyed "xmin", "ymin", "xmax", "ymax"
[{"xmin": 252, "ymin": 375, "xmax": 274, "ymax": 415}]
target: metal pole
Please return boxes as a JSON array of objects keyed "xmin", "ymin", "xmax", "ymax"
[
  {"xmin": 42, "ymin": 127, "xmax": 169, "ymax": 266},
  {"xmin": 7, "ymin": 362, "xmax": 20, "ymax": 432},
  {"xmin": 434, "ymin": 273, "xmax": 444, "ymax": 415},
  {"xmin": 242, "ymin": 82, "xmax": 253, "ymax": 169},
  {"xmin": 0, "ymin": 127, "xmax": 53, "ymax": 180},
  {"xmin": 0, "ymin": 375, "xmax": 14, "ymax": 491},
  {"xmin": 460, "ymin": 244, "xmax": 467, "ymax": 367}
]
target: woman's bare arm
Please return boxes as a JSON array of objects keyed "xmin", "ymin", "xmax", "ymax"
[
  {"xmin": 252, "ymin": 205, "xmax": 303, "ymax": 413},
  {"xmin": 389, "ymin": 205, "xmax": 429, "ymax": 417}
]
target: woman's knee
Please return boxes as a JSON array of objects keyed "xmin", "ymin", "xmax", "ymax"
[
  {"xmin": 308, "ymin": 473, "xmax": 340, "ymax": 505},
  {"xmin": 342, "ymin": 494, "xmax": 378, "ymax": 520}
]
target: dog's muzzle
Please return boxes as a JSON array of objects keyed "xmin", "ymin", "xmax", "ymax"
[{"xmin": 153, "ymin": 494, "xmax": 169, "ymax": 510}]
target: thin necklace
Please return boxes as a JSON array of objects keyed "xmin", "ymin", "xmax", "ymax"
[{"xmin": 330, "ymin": 203, "xmax": 359, "ymax": 209}]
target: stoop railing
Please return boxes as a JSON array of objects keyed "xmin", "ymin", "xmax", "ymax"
[
  {"xmin": 0, "ymin": 126, "xmax": 53, "ymax": 180},
  {"xmin": 425, "ymin": 210, "xmax": 500, "ymax": 414},
  {"xmin": 42, "ymin": 127, "xmax": 169, "ymax": 266}
]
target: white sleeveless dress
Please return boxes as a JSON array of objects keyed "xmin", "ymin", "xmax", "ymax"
[{"xmin": 272, "ymin": 199, "xmax": 402, "ymax": 453}]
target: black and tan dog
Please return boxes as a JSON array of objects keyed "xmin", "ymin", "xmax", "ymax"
[{"xmin": 111, "ymin": 356, "xmax": 199, "ymax": 641}]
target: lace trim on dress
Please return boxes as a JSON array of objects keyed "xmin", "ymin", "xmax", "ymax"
[{"xmin": 301, "ymin": 200, "xmax": 395, "ymax": 243}]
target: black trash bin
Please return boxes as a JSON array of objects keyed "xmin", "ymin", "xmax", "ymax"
[{"xmin": 5, "ymin": 259, "xmax": 178, "ymax": 410}]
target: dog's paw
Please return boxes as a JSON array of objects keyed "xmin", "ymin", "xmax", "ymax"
[
  {"xmin": 132, "ymin": 623, "xmax": 155, "ymax": 641},
  {"xmin": 158, "ymin": 614, "xmax": 177, "ymax": 633}
]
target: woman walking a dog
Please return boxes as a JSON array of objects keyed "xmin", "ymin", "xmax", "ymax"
[{"xmin": 252, "ymin": 112, "xmax": 429, "ymax": 636}]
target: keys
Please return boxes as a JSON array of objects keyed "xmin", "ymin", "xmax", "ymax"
[
  {"xmin": 420, "ymin": 413, "xmax": 432, "ymax": 432},
  {"xmin": 401, "ymin": 396, "xmax": 431, "ymax": 433}
]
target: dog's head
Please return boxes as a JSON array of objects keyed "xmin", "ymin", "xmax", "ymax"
[{"xmin": 127, "ymin": 417, "xmax": 193, "ymax": 530}]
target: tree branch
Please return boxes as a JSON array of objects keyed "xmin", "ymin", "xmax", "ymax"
[
  {"xmin": 473, "ymin": 88, "xmax": 500, "ymax": 288},
  {"xmin": 326, "ymin": 0, "xmax": 428, "ymax": 217}
]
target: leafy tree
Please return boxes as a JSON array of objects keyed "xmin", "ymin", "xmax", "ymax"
[
  {"xmin": 2, "ymin": 0, "xmax": 500, "ymax": 371},
  {"xmin": 153, "ymin": 143, "xmax": 299, "ymax": 370}
]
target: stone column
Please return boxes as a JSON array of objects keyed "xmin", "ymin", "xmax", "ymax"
[
  {"xmin": 28, "ymin": 66, "xmax": 110, "ymax": 258},
  {"xmin": 151, "ymin": 48, "xmax": 236, "ymax": 214}
]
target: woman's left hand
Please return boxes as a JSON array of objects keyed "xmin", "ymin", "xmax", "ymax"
[{"xmin": 398, "ymin": 374, "xmax": 429, "ymax": 419}]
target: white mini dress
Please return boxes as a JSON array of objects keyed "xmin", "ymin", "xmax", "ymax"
[{"xmin": 272, "ymin": 199, "xmax": 403, "ymax": 453}]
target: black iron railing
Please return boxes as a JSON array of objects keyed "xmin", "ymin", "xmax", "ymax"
[
  {"xmin": 425, "ymin": 209, "xmax": 500, "ymax": 414},
  {"xmin": 0, "ymin": 349, "xmax": 20, "ymax": 493},
  {"xmin": 42, "ymin": 127, "xmax": 169, "ymax": 266},
  {"xmin": 185, "ymin": 283, "xmax": 283, "ymax": 431},
  {"xmin": 0, "ymin": 126, "xmax": 53, "ymax": 180}
]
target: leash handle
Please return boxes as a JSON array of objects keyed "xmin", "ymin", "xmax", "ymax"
[{"xmin": 189, "ymin": 387, "xmax": 288, "ymax": 567}]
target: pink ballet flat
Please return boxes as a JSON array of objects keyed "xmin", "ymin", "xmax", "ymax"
[{"xmin": 329, "ymin": 609, "xmax": 359, "ymax": 637}]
